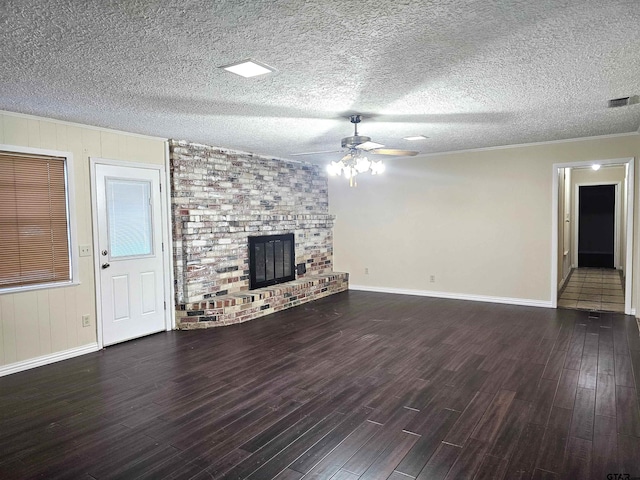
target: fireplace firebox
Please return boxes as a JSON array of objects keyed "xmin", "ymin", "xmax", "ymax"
[{"xmin": 248, "ymin": 233, "xmax": 295, "ymax": 290}]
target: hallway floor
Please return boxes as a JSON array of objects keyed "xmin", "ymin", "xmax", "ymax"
[{"xmin": 558, "ymin": 267, "xmax": 625, "ymax": 312}]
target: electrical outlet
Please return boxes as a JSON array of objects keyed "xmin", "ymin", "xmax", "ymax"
[
  {"xmin": 79, "ymin": 245, "xmax": 92, "ymax": 257},
  {"xmin": 430, "ymin": 275, "xmax": 436, "ymax": 283},
  {"xmin": 365, "ymin": 267, "xmax": 369, "ymax": 275},
  {"xmin": 82, "ymin": 314, "xmax": 90, "ymax": 327}
]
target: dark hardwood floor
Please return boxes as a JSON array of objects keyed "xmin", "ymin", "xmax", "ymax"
[{"xmin": 1, "ymin": 291, "xmax": 640, "ymax": 479}]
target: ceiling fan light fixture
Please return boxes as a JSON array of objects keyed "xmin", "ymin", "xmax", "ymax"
[
  {"xmin": 355, "ymin": 155, "xmax": 371, "ymax": 173},
  {"xmin": 327, "ymin": 150, "xmax": 383, "ymax": 186},
  {"xmin": 370, "ymin": 160, "xmax": 385, "ymax": 175},
  {"xmin": 326, "ymin": 115, "xmax": 412, "ymax": 186},
  {"xmin": 219, "ymin": 59, "xmax": 275, "ymax": 78},
  {"xmin": 327, "ymin": 161, "xmax": 343, "ymax": 176},
  {"xmin": 343, "ymin": 166, "xmax": 355, "ymax": 179}
]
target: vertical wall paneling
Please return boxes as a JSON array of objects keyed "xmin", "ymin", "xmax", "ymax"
[
  {"xmin": 3, "ymin": 115, "xmax": 28, "ymax": 144},
  {"xmin": 76, "ymin": 263, "xmax": 95, "ymax": 346},
  {"xmin": 55, "ymin": 123, "xmax": 68, "ymax": 151},
  {"xmin": 13, "ymin": 292, "xmax": 40, "ymax": 361},
  {"xmin": 0, "ymin": 297, "xmax": 6, "ymax": 365},
  {"xmin": 0, "ymin": 296, "xmax": 16, "ymax": 364},
  {"xmin": 36, "ymin": 290, "xmax": 52, "ymax": 356},
  {"xmin": 100, "ymin": 131, "xmax": 121, "ymax": 160},
  {"xmin": 0, "ymin": 111, "xmax": 167, "ymax": 371},
  {"xmin": 27, "ymin": 119, "xmax": 40, "ymax": 147},
  {"xmin": 39, "ymin": 120, "xmax": 58, "ymax": 149},
  {"xmin": 48, "ymin": 288, "xmax": 68, "ymax": 353},
  {"xmin": 63, "ymin": 262, "xmax": 79, "ymax": 348}
]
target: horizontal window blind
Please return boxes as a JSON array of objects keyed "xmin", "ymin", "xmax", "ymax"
[{"xmin": 0, "ymin": 151, "xmax": 71, "ymax": 289}]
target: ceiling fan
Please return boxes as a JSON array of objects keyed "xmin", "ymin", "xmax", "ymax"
[
  {"xmin": 292, "ymin": 114, "xmax": 420, "ymax": 159},
  {"xmin": 292, "ymin": 115, "xmax": 419, "ymax": 186},
  {"xmin": 337, "ymin": 114, "xmax": 419, "ymax": 157}
]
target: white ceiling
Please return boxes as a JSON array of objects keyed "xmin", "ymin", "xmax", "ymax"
[{"xmin": 1, "ymin": 0, "xmax": 639, "ymax": 163}]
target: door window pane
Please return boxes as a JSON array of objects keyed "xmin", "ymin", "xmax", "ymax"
[{"xmin": 106, "ymin": 179, "xmax": 153, "ymax": 257}]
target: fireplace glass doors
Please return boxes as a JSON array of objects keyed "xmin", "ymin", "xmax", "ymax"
[{"xmin": 248, "ymin": 233, "xmax": 295, "ymax": 290}]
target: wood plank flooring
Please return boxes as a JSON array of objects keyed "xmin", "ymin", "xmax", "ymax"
[{"xmin": 1, "ymin": 291, "xmax": 640, "ymax": 479}]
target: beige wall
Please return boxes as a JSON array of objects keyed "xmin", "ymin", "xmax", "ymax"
[
  {"xmin": 330, "ymin": 134, "xmax": 640, "ymax": 307},
  {"xmin": 0, "ymin": 111, "xmax": 166, "ymax": 368}
]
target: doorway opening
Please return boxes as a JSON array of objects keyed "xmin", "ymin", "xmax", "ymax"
[
  {"xmin": 551, "ymin": 158, "xmax": 634, "ymax": 315},
  {"xmin": 578, "ymin": 184, "xmax": 616, "ymax": 268}
]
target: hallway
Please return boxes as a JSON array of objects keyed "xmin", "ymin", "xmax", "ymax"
[{"xmin": 558, "ymin": 267, "xmax": 625, "ymax": 312}]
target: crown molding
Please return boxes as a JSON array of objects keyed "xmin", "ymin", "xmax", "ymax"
[{"xmin": 414, "ymin": 131, "xmax": 640, "ymax": 159}]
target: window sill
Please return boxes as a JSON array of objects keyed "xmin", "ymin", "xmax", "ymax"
[{"xmin": 0, "ymin": 279, "xmax": 81, "ymax": 296}]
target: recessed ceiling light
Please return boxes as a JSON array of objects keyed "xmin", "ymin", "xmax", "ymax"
[
  {"xmin": 219, "ymin": 59, "xmax": 275, "ymax": 78},
  {"xmin": 592, "ymin": 164, "xmax": 601, "ymax": 171},
  {"xmin": 403, "ymin": 135, "xmax": 428, "ymax": 141}
]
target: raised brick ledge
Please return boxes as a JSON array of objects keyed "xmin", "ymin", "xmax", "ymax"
[{"xmin": 176, "ymin": 272, "xmax": 349, "ymax": 330}]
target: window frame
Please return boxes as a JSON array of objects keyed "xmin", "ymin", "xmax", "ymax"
[{"xmin": 0, "ymin": 144, "xmax": 79, "ymax": 294}]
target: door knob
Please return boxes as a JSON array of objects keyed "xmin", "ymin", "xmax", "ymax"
[{"xmin": 101, "ymin": 263, "xmax": 110, "ymax": 269}]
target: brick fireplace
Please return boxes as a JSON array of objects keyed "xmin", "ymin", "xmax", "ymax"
[{"xmin": 169, "ymin": 140, "xmax": 348, "ymax": 329}]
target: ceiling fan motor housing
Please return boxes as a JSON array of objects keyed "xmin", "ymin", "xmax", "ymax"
[{"xmin": 341, "ymin": 135, "xmax": 371, "ymax": 149}]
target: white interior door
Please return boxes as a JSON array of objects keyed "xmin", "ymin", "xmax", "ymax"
[{"xmin": 95, "ymin": 164, "xmax": 165, "ymax": 346}]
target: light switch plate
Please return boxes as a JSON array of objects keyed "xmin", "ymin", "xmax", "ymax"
[{"xmin": 79, "ymin": 245, "xmax": 92, "ymax": 257}]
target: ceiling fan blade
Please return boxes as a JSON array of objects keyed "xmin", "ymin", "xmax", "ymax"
[
  {"xmin": 289, "ymin": 150, "xmax": 343, "ymax": 156},
  {"xmin": 340, "ymin": 152, "xmax": 352, "ymax": 162},
  {"xmin": 356, "ymin": 141, "xmax": 385, "ymax": 151},
  {"xmin": 370, "ymin": 148, "xmax": 419, "ymax": 156}
]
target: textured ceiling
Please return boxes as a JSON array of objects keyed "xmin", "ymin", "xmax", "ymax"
[{"xmin": 1, "ymin": 0, "xmax": 639, "ymax": 163}]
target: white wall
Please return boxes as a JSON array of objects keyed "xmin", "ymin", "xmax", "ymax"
[
  {"xmin": 558, "ymin": 168, "xmax": 572, "ymax": 288},
  {"xmin": 0, "ymin": 111, "xmax": 166, "ymax": 370},
  {"xmin": 330, "ymin": 134, "xmax": 640, "ymax": 308}
]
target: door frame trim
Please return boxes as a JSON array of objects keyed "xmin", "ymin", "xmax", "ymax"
[
  {"xmin": 551, "ymin": 157, "xmax": 634, "ymax": 315},
  {"xmin": 90, "ymin": 157, "xmax": 174, "ymax": 349},
  {"xmin": 573, "ymin": 182, "xmax": 621, "ymax": 269}
]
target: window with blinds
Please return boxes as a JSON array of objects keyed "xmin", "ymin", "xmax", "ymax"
[{"xmin": 0, "ymin": 151, "xmax": 71, "ymax": 289}]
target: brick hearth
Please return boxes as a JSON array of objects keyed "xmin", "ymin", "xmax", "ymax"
[{"xmin": 176, "ymin": 272, "xmax": 348, "ymax": 329}]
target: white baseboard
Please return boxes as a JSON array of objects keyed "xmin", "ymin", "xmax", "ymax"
[
  {"xmin": 0, "ymin": 343, "xmax": 99, "ymax": 377},
  {"xmin": 349, "ymin": 285, "xmax": 553, "ymax": 309},
  {"xmin": 558, "ymin": 271, "xmax": 571, "ymax": 291}
]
